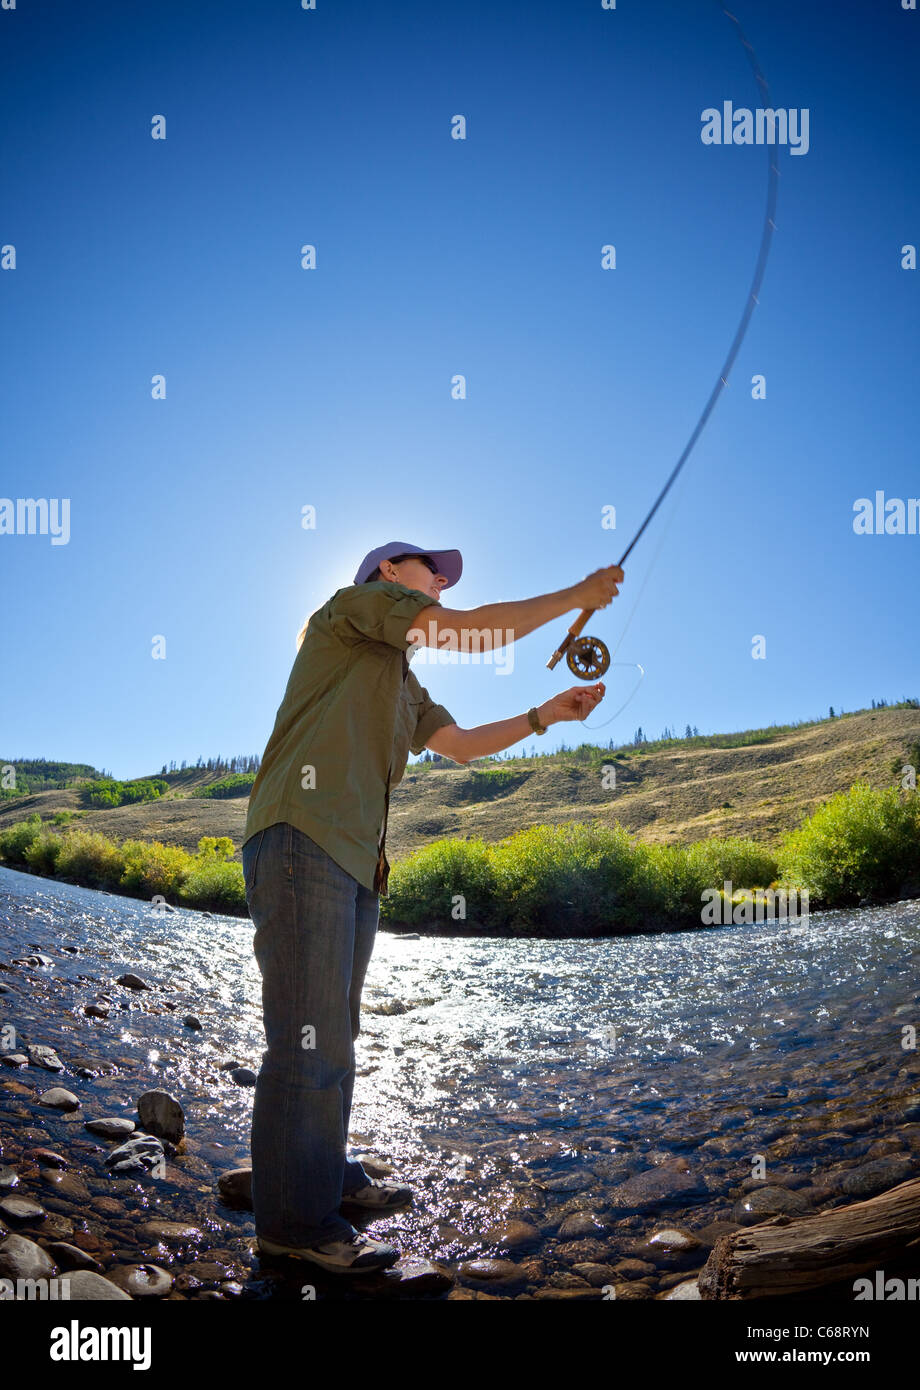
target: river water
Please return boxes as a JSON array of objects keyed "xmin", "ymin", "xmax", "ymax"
[{"xmin": 2, "ymin": 864, "xmax": 919, "ymax": 1299}]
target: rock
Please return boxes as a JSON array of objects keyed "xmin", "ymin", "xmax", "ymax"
[
  {"xmin": 230, "ymin": 1068, "xmax": 257, "ymax": 1087},
  {"xmin": 732, "ymin": 1186, "xmax": 812, "ymax": 1225},
  {"xmin": 538, "ymin": 1171, "xmax": 593, "ymax": 1193},
  {"xmin": 0, "ymin": 1195, "xmax": 46, "ymax": 1223},
  {"xmin": 217, "ymin": 1168, "xmax": 253, "ymax": 1208},
  {"xmin": 12, "ymin": 954, "xmax": 54, "ymax": 968},
  {"xmin": 29, "ymin": 1148, "xmax": 68, "ymax": 1169},
  {"xmin": 351, "ymin": 1153, "xmax": 395, "ymax": 1178},
  {"xmin": 85, "ymin": 1117, "xmax": 136, "ymax": 1139},
  {"xmin": 458, "ymin": 1258, "xmax": 525, "ymax": 1287},
  {"xmin": 42, "ymin": 1171, "xmax": 91, "ymax": 1201},
  {"xmin": 106, "ymin": 1263, "xmax": 173, "ymax": 1298},
  {"xmin": 482, "ymin": 1219, "xmax": 540, "ymax": 1253},
  {"xmin": 26, "ymin": 1044, "xmax": 64, "ymax": 1072},
  {"xmin": 572, "ymin": 1262, "xmax": 622, "ymax": 1287},
  {"xmin": 45, "ymin": 1242, "xmax": 102, "ymax": 1272},
  {"xmin": 608, "ymin": 1166, "xmax": 706, "ymax": 1211},
  {"xmin": 65, "ymin": 1270, "xmax": 133, "ymax": 1300},
  {"xmin": 613, "ymin": 1258, "xmax": 657, "ymax": 1278},
  {"xmin": 661, "ymin": 1278, "xmax": 702, "ymax": 1299},
  {"xmin": 0, "ymin": 1233, "xmax": 56, "ymax": 1281},
  {"xmin": 0, "ymin": 1166, "xmax": 19, "ymax": 1189},
  {"xmin": 137, "ymin": 1220, "xmax": 203, "ymax": 1243},
  {"xmin": 898, "ymin": 1094, "xmax": 920, "ymax": 1123},
  {"xmin": 137, "ymin": 1089, "xmax": 185, "ymax": 1143},
  {"xmin": 839, "ymin": 1155, "xmax": 916, "ymax": 1198},
  {"xmin": 116, "ymin": 973, "xmax": 152, "ymax": 991},
  {"xmin": 84, "ymin": 1003, "xmax": 109, "ymax": 1019},
  {"xmin": 91, "ymin": 1197, "xmax": 124, "ymax": 1216},
  {"xmin": 597, "ymin": 1280, "xmax": 653, "ymax": 1300},
  {"xmin": 39, "ymin": 1212, "xmax": 75, "ymax": 1239},
  {"xmin": 39, "ymin": 1088, "xmax": 80, "ymax": 1112},
  {"xmin": 557, "ymin": 1213, "xmax": 605, "ymax": 1240},
  {"xmin": 694, "ymin": 1220, "xmax": 742, "ymax": 1247},
  {"xmin": 1, "ymin": 1053, "xmax": 29, "ymax": 1068},
  {"xmin": 183, "ymin": 1015, "xmax": 202, "ymax": 1030},
  {"xmin": 643, "ymin": 1227, "xmax": 702, "ymax": 1253},
  {"xmin": 104, "ymin": 1135, "xmax": 165, "ymax": 1174}
]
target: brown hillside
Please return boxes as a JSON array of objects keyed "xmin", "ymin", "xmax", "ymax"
[{"xmin": 1, "ymin": 708, "xmax": 918, "ymax": 867}]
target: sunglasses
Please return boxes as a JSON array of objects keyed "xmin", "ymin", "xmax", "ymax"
[{"xmin": 394, "ymin": 553, "xmax": 438, "ymax": 575}]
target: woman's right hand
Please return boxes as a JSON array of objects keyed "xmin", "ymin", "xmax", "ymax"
[{"xmin": 569, "ymin": 565, "xmax": 624, "ymax": 611}]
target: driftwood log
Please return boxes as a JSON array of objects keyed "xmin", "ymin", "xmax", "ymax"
[{"xmin": 698, "ymin": 1177, "xmax": 920, "ymax": 1299}]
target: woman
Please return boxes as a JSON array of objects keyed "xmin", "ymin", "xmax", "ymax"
[{"xmin": 242, "ymin": 542, "xmax": 623, "ymax": 1274}]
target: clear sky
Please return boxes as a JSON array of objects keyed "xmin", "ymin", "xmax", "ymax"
[{"xmin": 2, "ymin": 0, "xmax": 918, "ymax": 779}]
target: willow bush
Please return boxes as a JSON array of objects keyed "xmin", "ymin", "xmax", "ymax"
[{"xmin": 778, "ymin": 781, "xmax": 920, "ymax": 906}]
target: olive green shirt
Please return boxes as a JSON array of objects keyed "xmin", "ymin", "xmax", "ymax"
[{"xmin": 242, "ymin": 581, "xmax": 455, "ymax": 894}]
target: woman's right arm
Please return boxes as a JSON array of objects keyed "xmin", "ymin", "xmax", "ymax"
[{"xmin": 407, "ymin": 565, "xmax": 624, "ymax": 652}]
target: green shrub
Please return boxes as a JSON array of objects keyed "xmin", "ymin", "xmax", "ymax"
[
  {"xmin": 177, "ymin": 858, "xmax": 245, "ymax": 913},
  {"xmin": 779, "ymin": 781, "xmax": 920, "ymax": 906},
  {"xmin": 54, "ymin": 829, "xmax": 126, "ymax": 891},
  {"xmin": 382, "ymin": 821, "xmax": 789, "ymax": 935},
  {"xmin": 195, "ymin": 774, "xmax": 256, "ymax": 799},
  {"xmin": 119, "ymin": 838, "xmax": 189, "ymax": 898},
  {"xmin": 490, "ymin": 821, "xmax": 643, "ymax": 934},
  {"xmin": 381, "ymin": 835, "xmax": 496, "ymax": 927},
  {"xmin": 23, "ymin": 827, "xmax": 64, "ymax": 876},
  {"xmin": 0, "ymin": 814, "xmax": 44, "ymax": 867}
]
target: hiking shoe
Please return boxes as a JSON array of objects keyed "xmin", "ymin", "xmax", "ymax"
[
  {"xmin": 341, "ymin": 1176, "xmax": 414, "ymax": 1210},
  {"xmin": 257, "ymin": 1227, "xmax": 400, "ymax": 1273}
]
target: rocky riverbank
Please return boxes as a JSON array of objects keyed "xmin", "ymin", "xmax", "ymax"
[{"xmin": 3, "ymin": 865, "xmax": 920, "ymax": 1300}]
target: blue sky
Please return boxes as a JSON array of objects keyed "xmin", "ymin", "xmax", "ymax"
[{"xmin": 1, "ymin": 0, "xmax": 918, "ymax": 778}]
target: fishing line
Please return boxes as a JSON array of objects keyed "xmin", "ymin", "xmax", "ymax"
[
  {"xmin": 548, "ymin": 0, "xmax": 780, "ymax": 682},
  {"xmin": 579, "ymin": 461, "xmax": 696, "ymax": 730}
]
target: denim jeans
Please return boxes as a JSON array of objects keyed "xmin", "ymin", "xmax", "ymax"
[{"xmin": 243, "ymin": 821, "xmax": 380, "ymax": 1246}]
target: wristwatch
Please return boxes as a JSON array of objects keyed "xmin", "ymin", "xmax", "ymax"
[{"xmin": 527, "ymin": 706, "xmax": 547, "ymax": 735}]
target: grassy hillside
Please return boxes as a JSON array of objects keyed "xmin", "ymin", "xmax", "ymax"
[{"xmin": 2, "ymin": 705, "xmax": 919, "ymax": 867}]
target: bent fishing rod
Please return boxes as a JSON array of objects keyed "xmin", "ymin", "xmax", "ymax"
[{"xmin": 548, "ymin": 1, "xmax": 780, "ymax": 681}]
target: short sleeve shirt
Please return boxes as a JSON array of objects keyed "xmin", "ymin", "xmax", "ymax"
[{"xmin": 242, "ymin": 581, "xmax": 455, "ymax": 893}]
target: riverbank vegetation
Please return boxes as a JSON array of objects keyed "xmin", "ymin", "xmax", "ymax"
[{"xmin": 1, "ymin": 782, "xmax": 917, "ymax": 933}]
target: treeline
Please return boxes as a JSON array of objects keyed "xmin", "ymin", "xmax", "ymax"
[
  {"xmin": 158, "ymin": 754, "xmax": 261, "ymax": 775},
  {"xmin": 0, "ymin": 758, "xmax": 106, "ymax": 800},
  {"xmin": 415, "ymin": 697, "xmax": 920, "ymax": 769}
]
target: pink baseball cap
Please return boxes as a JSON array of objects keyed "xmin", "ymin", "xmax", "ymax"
[{"xmin": 353, "ymin": 542, "xmax": 463, "ymax": 589}]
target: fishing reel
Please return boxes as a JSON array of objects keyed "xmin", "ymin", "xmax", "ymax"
[
  {"xmin": 547, "ymin": 623, "xmax": 612, "ymax": 680},
  {"xmin": 565, "ymin": 635, "xmax": 610, "ymax": 680}
]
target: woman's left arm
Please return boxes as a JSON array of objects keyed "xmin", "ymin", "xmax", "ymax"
[{"xmin": 426, "ymin": 683, "xmax": 605, "ymax": 763}]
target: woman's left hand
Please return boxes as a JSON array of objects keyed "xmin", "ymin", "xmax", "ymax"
[{"xmin": 545, "ymin": 683, "xmax": 606, "ymax": 723}]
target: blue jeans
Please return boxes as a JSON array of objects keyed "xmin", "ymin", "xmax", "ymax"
[{"xmin": 243, "ymin": 821, "xmax": 380, "ymax": 1246}]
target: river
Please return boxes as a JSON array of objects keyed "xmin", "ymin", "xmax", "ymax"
[{"xmin": 2, "ymin": 863, "xmax": 919, "ymax": 1299}]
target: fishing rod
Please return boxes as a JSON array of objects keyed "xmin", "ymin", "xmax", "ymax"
[{"xmin": 548, "ymin": 1, "xmax": 780, "ymax": 681}]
